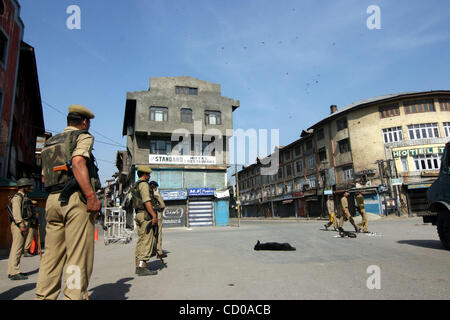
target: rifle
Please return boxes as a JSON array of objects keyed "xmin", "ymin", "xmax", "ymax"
[
  {"xmin": 53, "ymin": 161, "xmax": 81, "ymax": 204},
  {"xmin": 5, "ymin": 205, "xmax": 20, "ymax": 228}
]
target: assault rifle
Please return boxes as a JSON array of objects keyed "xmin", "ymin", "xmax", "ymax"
[{"xmin": 53, "ymin": 161, "xmax": 79, "ymax": 204}]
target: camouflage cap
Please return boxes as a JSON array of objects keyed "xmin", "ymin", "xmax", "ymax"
[
  {"xmin": 136, "ymin": 165, "xmax": 152, "ymax": 174},
  {"xmin": 16, "ymin": 178, "xmax": 33, "ymax": 188},
  {"xmin": 68, "ymin": 104, "xmax": 95, "ymax": 119}
]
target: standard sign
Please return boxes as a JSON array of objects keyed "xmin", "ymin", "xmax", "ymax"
[{"xmin": 149, "ymin": 155, "xmax": 216, "ymax": 165}]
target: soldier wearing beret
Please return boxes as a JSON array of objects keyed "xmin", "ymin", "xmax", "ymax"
[
  {"xmin": 7, "ymin": 178, "xmax": 34, "ymax": 280},
  {"xmin": 132, "ymin": 166, "xmax": 158, "ymax": 276},
  {"xmin": 36, "ymin": 104, "xmax": 102, "ymax": 299}
]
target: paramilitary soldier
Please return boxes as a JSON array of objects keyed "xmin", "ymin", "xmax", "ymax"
[
  {"xmin": 356, "ymin": 191, "xmax": 368, "ymax": 233},
  {"xmin": 132, "ymin": 166, "xmax": 158, "ymax": 276},
  {"xmin": 7, "ymin": 178, "xmax": 35, "ymax": 280},
  {"xmin": 149, "ymin": 181, "xmax": 167, "ymax": 259},
  {"xmin": 35, "ymin": 105, "xmax": 102, "ymax": 300},
  {"xmin": 339, "ymin": 191, "xmax": 359, "ymax": 233}
]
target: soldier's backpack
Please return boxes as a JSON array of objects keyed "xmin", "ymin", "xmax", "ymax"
[{"xmin": 41, "ymin": 130, "xmax": 100, "ymax": 192}]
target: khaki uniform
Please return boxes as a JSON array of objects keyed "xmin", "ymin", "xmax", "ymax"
[
  {"xmin": 35, "ymin": 126, "xmax": 95, "ymax": 300},
  {"xmin": 356, "ymin": 194, "xmax": 368, "ymax": 232},
  {"xmin": 7, "ymin": 192, "xmax": 30, "ymax": 276},
  {"xmin": 339, "ymin": 196, "xmax": 358, "ymax": 231},
  {"xmin": 134, "ymin": 181, "xmax": 156, "ymax": 263},
  {"xmin": 324, "ymin": 199, "xmax": 338, "ymax": 230},
  {"xmin": 24, "ymin": 227, "xmax": 35, "ymax": 253},
  {"xmin": 153, "ymin": 192, "xmax": 166, "ymax": 255}
]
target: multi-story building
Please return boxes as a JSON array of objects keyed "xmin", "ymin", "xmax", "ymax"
[
  {"xmin": 238, "ymin": 90, "xmax": 450, "ymax": 218},
  {"xmin": 122, "ymin": 76, "xmax": 239, "ymax": 227},
  {"xmin": 0, "ymin": 0, "xmax": 24, "ymax": 177}
]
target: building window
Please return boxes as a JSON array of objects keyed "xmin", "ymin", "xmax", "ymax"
[
  {"xmin": 404, "ymin": 100, "xmax": 435, "ymax": 114},
  {"xmin": 307, "ymin": 156, "xmax": 315, "ymax": 170},
  {"xmin": 277, "ymin": 168, "xmax": 283, "ymax": 180},
  {"xmin": 305, "ymin": 140, "xmax": 313, "ymax": 150},
  {"xmin": 205, "ymin": 110, "xmax": 221, "ymax": 125},
  {"xmin": 337, "ymin": 117, "xmax": 348, "ymax": 131},
  {"xmin": 413, "ymin": 154, "xmax": 441, "ymax": 171},
  {"xmin": 294, "ymin": 145, "xmax": 301, "ymax": 156},
  {"xmin": 150, "ymin": 139, "xmax": 172, "ymax": 155},
  {"xmin": 181, "ymin": 108, "xmax": 193, "ymax": 123},
  {"xmin": 150, "ymin": 107, "xmax": 168, "ymax": 122},
  {"xmin": 286, "ymin": 164, "xmax": 292, "ymax": 177},
  {"xmin": 401, "ymin": 157, "xmax": 409, "ymax": 172},
  {"xmin": 285, "ymin": 151, "xmax": 291, "ymax": 161},
  {"xmin": 318, "ymin": 147, "xmax": 327, "ymax": 162},
  {"xmin": 440, "ymin": 99, "xmax": 450, "ymax": 111},
  {"xmin": 382, "ymin": 126, "xmax": 403, "ymax": 144},
  {"xmin": 338, "ymin": 138, "xmax": 351, "ymax": 153},
  {"xmin": 343, "ymin": 166, "xmax": 354, "ymax": 181},
  {"xmin": 317, "ymin": 128, "xmax": 325, "ymax": 140},
  {"xmin": 444, "ymin": 122, "xmax": 450, "ymax": 137},
  {"xmin": 175, "ymin": 86, "xmax": 198, "ymax": 95},
  {"xmin": 0, "ymin": 30, "xmax": 7, "ymax": 67},
  {"xmin": 408, "ymin": 123, "xmax": 440, "ymax": 140},
  {"xmin": 295, "ymin": 178, "xmax": 304, "ymax": 191},
  {"xmin": 379, "ymin": 104, "xmax": 400, "ymax": 118},
  {"xmin": 308, "ymin": 176, "xmax": 317, "ymax": 189},
  {"xmin": 296, "ymin": 160, "xmax": 303, "ymax": 174},
  {"xmin": 277, "ymin": 183, "xmax": 283, "ymax": 195}
]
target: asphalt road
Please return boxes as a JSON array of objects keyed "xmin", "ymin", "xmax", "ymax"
[{"xmin": 1, "ymin": 216, "xmax": 449, "ymax": 300}]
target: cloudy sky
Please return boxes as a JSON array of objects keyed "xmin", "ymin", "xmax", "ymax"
[{"xmin": 20, "ymin": 0, "xmax": 450, "ymax": 184}]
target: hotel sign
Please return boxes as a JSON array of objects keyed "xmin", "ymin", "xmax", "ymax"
[
  {"xmin": 392, "ymin": 146, "xmax": 444, "ymax": 158},
  {"xmin": 149, "ymin": 155, "xmax": 216, "ymax": 165}
]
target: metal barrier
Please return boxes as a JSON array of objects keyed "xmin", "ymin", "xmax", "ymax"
[{"xmin": 103, "ymin": 207, "xmax": 132, "ymax": 245}]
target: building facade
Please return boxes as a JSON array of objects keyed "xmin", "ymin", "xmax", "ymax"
[
  {"xmin": 0, "ymin": 0, "xmax": 24, "ymax": 177},
  {"xmin": 122, "ymin": 76, "xmax": 239, "ymax": 227},
  {"xmin": 238, "ymin": 91, "xmax": 450, "ymax": 218}
]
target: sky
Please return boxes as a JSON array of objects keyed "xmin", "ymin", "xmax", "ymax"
[{"xmin": 19, "ymin": 0, "xmax": 450, "ymax": 185}]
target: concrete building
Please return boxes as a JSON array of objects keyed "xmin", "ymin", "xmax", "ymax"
[
  {"xmin": 122, "ymin": 76, "xmax": 239, "ymax": 227},
  {"xmin": 238, "ymin": 90, "xmax": 450, "ymax": 218}
]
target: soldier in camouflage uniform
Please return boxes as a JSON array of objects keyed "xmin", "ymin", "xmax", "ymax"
[{"xmin": 35, "ymin": 105, "xmax": 102, "ymax": 300}]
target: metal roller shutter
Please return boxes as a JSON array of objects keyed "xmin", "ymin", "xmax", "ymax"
[{"xmin": 188, "ymin": 200, "xmax": 213, "ymax": 227}]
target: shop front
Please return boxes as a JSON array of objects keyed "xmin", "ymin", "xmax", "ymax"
[
  {"xmin": 187, "ymin": 188, "xmax": 215, "ymax": 227},
  {"xmin": 159, "ymin": 189, "xmax": 187, "ymax": 228}
]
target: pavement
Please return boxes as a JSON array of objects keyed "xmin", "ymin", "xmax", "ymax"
[{"xmin": 0, "ymin": 215, "xmax": 449, "ymax": 300}]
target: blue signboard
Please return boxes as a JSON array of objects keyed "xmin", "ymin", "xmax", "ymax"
[
  {"xmin": 160, "ymin": 190, "xmax": 187, "ymax": 201},
  {"xmin": 188, "ymin": 188, "xmax": 215, "ymax": 197}
]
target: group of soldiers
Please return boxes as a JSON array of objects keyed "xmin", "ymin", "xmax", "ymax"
[
  {"xmin": 323, "ymin": 191, "xmax": 370, "ymax": 234},
  {"xmin": 6, "ymin": 104, "xmax": 166, "ymax": 299}
]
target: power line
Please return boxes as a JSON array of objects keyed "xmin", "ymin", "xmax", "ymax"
[{"xmin": 41, "ymin": 100, "xmax": 126, "ymax": 148}]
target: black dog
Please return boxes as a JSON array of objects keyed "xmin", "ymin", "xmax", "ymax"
[
  {"xmin": 254, "ymin": 240, "xmax": 296, "ymax": 251},
  {"xmin": 338, "ymin": 227, "xmax": 357, "ymax": 238}
]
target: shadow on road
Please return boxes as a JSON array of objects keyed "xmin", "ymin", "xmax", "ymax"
[
  {"xmin": 0, "ymin": 283, "xmax": 36, "ymax": 300},
  {"xmin": 398, "ymin": 239, "xmax": 446, "ymax": 250},
  {"xmin": 23, "ymin": 268, "xmax": 40, "ymax": 277},
  {"xmin": 88, "ymin": 277, "xmax": 134, "ymax": 300}
]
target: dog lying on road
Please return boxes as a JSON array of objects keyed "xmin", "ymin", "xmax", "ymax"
[
  {"xmin": 254, "ymin": 240, "xmax": 296, "ymax": 251},
  {"xmin": 338, "ymin": 227, "xmax": 357, "ymax": 238}
]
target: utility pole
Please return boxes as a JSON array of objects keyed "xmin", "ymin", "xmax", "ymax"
[{"xmin": 235, "ymin": 163, "xmax": 241, "ymax": 227}]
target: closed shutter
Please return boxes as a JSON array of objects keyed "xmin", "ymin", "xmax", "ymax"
[{"xmin": 188, "ymin": 199, "xmax": 213, "ymax": 227}]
